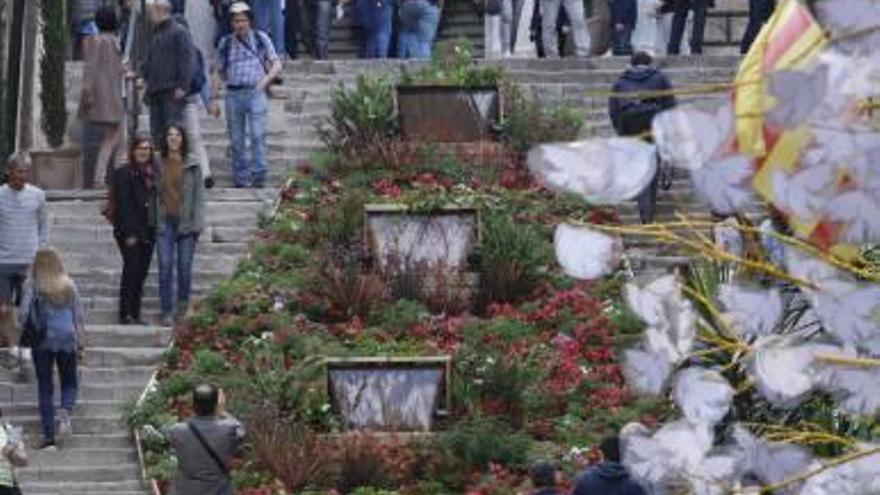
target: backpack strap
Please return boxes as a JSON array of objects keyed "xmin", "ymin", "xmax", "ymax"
[{"xmin": 186, "ymin": 421, "xmax": 230, "ymax": 476}]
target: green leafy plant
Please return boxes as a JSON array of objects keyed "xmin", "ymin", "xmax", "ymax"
[
  {"xmin": 476, "ymin": 214, "xmax": 549, "ymax": 309},
  {"xmin": 438, "ymin": 416, "xmax": 534, "ymax": 473},
  {"xmin": 400, "ymin": 40, "xmax": 504, "ymax": 87},
  {"xmin": 318, "ymin": 75, "xmax": 399, "ymax": 169},
  {"xmin": 39, "ymin": 0, "xmax": 67, "ymax": 148},
  {"xmin": 502, "ymin": 85, "xmax": 583, "ymax": 154}
]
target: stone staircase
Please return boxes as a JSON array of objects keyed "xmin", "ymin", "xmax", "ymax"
[{"xmin": 0, "ymin": 188, "xmax": 272, "ymax": 494}]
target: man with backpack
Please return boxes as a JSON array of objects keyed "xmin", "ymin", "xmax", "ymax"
[
  {"xmin": 176, "ymin": 15, "xmax": 221, "ymax": 189},
  {"xmin": 168, "ymin": 384, "xmax": 244, "ymax": 494},
  {"xmin": 140, "ymin": 0, "xmax": 197, "ymax": 148},
  {"xmin": 608, "ymin": 52, "xmax": 676, "ymax": 223},
  {"xmin": 215, "ymin": 1, "xmax": 282, "ymax": 188}
]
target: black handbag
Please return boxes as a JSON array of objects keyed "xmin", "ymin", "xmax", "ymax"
[{"xmin": 19, "ymin": 295, "xmax": 46, "ymax": 349}]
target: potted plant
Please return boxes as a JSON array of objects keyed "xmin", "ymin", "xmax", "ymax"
[
  {"xmin": 397, "ymin": 42, "xmax": 504, "ymax": 142},
  {"xmin": 32, "ymin": 0, "xmax": 81, "ymax": 189}
]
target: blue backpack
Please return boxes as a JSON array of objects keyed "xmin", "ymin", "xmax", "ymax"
[{"xmin": 190, "ymin": 49, "xmax": 208, "ymax": 96}]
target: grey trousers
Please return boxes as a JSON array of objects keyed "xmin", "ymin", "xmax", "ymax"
[{"xmin": 540, "ymin": 0, "xmax": 591, "ymax": 57}]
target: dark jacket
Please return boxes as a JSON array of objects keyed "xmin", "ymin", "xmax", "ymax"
[
  {"xmin": 609, "ymin": 65, "xmax": 676, "ymax": 136},
  {"xmin": 573, "ymin": 463, "xmax": 647, "ymax": 495},
  {"xmin": 610, "ymin": 0, "xmax": 637, "ymax": 28},
  {"xmin": 531, "ymin": 489, "xmax": 565, "ymax": 495},
  {"xmin": 112, "ymin": 164, "xmax": 158, "ymax": 241},
  {"xmin": 141, "ymin": 18, "xmax": 196, "ymax": 96}
]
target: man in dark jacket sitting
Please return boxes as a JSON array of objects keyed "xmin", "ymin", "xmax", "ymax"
[
  {"xmin": 573, "ymin": 436, "xmax": 647, "ymax": 495},
  {"xmin": 608, "ymin": 52, "xmax": 676, "ymax": 224}
]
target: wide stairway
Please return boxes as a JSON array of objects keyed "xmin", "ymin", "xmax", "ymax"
[
  {"xmin": 24, "ymin": 54, "xmax": 745, "ymax": 491},
  {"xmin": 1, "ymin": 188, "xmax": 272, "ymax": 494}
]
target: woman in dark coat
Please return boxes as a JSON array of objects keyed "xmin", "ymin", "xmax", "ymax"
[{"xmin": 110, "ymin": 135, "xmax": 158, "ymax": 325}]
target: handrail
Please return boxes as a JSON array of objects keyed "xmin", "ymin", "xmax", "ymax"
[{"xmin": 122, "ymin": 0, "xmax": 147, "ymax": 142}]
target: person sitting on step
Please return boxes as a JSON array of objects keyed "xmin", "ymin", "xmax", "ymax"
[{"xmin": 18, "ymin": 248, "xmax": 86, "ymax": 452}]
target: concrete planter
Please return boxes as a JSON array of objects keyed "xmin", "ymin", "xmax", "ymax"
[
  {"xmin": 326, "ymin": 356, "xmax": 452, "ymax": 432},
  {"xmin": 29, "ymin": 148, "xmax": 83, "ymax": 190},
  {"xmin": 397, "ymin": 85, "xmax": 501, "ymax": 142}
]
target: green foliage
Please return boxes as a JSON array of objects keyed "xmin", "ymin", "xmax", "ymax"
[
  {"xmin": 318, "ymin": 75, "xmax": 399, "ymax": 169},
  {"xmin": 400, "ymin": 40, "xmax": 504, "ymax": 87},
  {"xmin": 369, "ymin": 299, "xmax": 428, "ymax": 336},
  {"xmin": 39, "ymin": 0, "xmax": 67, "ymax": 148},
  {"xmin": 503, "ymin": 86, "xmax": 583, "ymax": 153},
  {"xmin": 476, "ymin": 214, "xmax": 549, "ymax": 308},
  {"xmin": 192, "ymin": 349, "xmax": 229, "ymax": 376},
  {"xmin": 438, "ymin": 416, "xmax": 534, "ymax": 472}
]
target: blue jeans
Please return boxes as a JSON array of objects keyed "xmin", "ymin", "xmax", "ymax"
[
  {"xmin": 398, "ymin": 0, "xmax": 439, "ymax": 58},
  {"xmin": 33, "ymin": 349, "xmax": 78, "ymax": 443},
  {"xmin": 309, "ymin": 0, "xmax": 333, "ymax": 59},
  {"xmin": 226, "ymin": 88, "xmax": 269, "ymax": 187},
  {"xmin": 357, "ymin": 0, "xmax": 394, "ymax": 58},
  {"xmin": 158, "ymin": 217, "xmax": 198, "ymax": 317},
  {"xmin": 253, "ymin": 0, "xmax": 286, "ymax": 53}
]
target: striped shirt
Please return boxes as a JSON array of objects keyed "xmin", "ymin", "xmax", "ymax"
[
  {"xmin": 0, "ymin": 184, "xmax": 48, "ymax": 265},
  {"xmin": 218, "ymin": 30, "xmax": 278, "ymax": 87}
]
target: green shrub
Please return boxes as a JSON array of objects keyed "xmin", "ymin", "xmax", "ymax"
[
  {"xmin": 476, "ymin": 214, "xmax": 549, "ymax": 309},
  {"xmin": 318, "ymin": 75, "xmax": 398, "ymax": 169},
  {"xmin": 503, "ymin": 86, "xmax": 583, "ymax": 153},
  {"xmin": 193, "ymin": 349, "xmax": 229, "ymax": 376},
  {"xmin": 438, "ymin": 416, "xmax": 533, "ymax": 472},
  {"xmin": 400, "ymin": 40, "xmax": 504, "ymax": 88},
  {"xmin": 39, "ymin": 0, "xmax": 67, "ymax": 148}
]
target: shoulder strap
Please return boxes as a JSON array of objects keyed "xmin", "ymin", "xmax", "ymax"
[{"xmin": 186, "ymin": 421, "xmax": 229, "ymax": 476}]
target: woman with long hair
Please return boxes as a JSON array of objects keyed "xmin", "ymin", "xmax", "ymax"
[
  {"xmin": 157, "ymin": 125, "xmax": 205, "ymax": 327},
  {"xmin": 111, "ymin": 135, "xmax": 158, "ymax": 325},
  {"xmin": 18, "ymin": 248, "xmax": 85, "ymax": 451},
  {"xmin": 78, "ymin": 6, "xmax": 126, "ymax": 188}
]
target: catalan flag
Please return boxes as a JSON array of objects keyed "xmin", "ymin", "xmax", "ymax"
[{"xmin": 731, "ymin": 0, "xmax": 863, "ymax": 258}]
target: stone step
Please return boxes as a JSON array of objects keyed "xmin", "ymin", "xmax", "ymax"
[
  {"xmin": 0, "ymin": 381, "xmax": 148, "ymax": 404},
  {"xmin": 46, "ymin": 188, "xmax": 276, "ymax": 203},
  {"xmin": 52, "ymin": 224, "xmax": 257, "ymax": 249},
  {"xmin": 18, "ymin": 461, "xmax": 142, "ymax": 483},
  {"xmin": 0, "ymin": 365, "xmax": 156, "ymax": 386},
  {"xmin": 23, "ymin": 479, "xmax": 147, "ymax": 495},
  {"xmin": 81, "ymin": 326, "xmax": 171, "ymax": 348},
  {"xmin": 49, "ymin": 200, "xmax": 269, "ymax": 220}
]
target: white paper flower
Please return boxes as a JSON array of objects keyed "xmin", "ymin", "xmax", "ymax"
[
  {"xmin": 673, "ymin": 368, "xmax": 734, "ymax": 427},
  {"xmin": 688, "ymin": 454, "xmax": 740, "ymax": 495},
  {"xmin": 732, "ymin": 425, "xmax": 814, "ymax": 494},
  {"xmin": 801, "ymin": 445, "xmax": 880, "ymax": 495},
  {"xmin": 814, "ymin": 0, "xmax": 880, "ymax": 56},
  {"xmin": 691, "ymin": 154, "xmax": 756, "ymax": 216},
  {"xmin": 815, "ymin": 354, "xmax": 880, "ymax": 416},
  {"xmin": 824, "ymin": 190, "xmax": 880, "ymax": 244},
  {"xmin": 625, "ymin": 419, "xmax": 714, "ymax": 486},
  {"xmin": 623, "ymin": 348, "xmax": 673, "ymax": 396},
  {"xmin": 812, "ymin": 279, "xmax": 880, "ymax": 355},
  {"xmin": 626, "ymin": 275, "xmax": 696, "ymax": 362},
  {"xmin": 770, "ymin": 165, "xmax": 837, "ymax": 221},
  {"xmin": 553, "ymin": 224, "xmax": 623, "ymax": 280},
  {"xmin": 652, "ymin": 103, "xmax": 734, "ymax": 171},
  {"xmin": 718, "ymin": 283, "xmax": 783, "ymax": 337},
  {"xmin": 750, "ymin": 338, "xmax": 842, "ymax": 407},
  {"xmin": 527, "ymin": 138, "xmax": 658, "ymax": 204},
  {"xmin": 767, "ymin": 65, "xmax": 829, "ymax": 128}
]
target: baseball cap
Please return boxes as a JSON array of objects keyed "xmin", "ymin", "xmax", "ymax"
[{"xmin": 228, "ymin": 2, "xmax": 251, "ymax": 14}]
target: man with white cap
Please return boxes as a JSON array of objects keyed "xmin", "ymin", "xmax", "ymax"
[
  {"xmin": 215, "ymin": 2, "xmax": 282, "ymax": 188},
  {"xmin": 140, "ymin": 0, "xmax": 197, "ymax": 147}
]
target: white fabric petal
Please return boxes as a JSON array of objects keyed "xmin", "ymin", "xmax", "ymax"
[
  {"xmin": 801, "ymin": 444, "xmax": 880, "ymax": 495},
  {"xmin": 750, "ymin": 338, "xmax": 842, "ymax": 407},
  {"xmin": 770, "ymin": 164, "xmax": 837, "ymax": 221},
  {"xmin": 625, "ymin": 419, "xmax": 713, "ymax": 486},
  {"xmin": 688, "ymin": 455, "xmax": 740, "ymax": 495},
  {"xmin": 766, "ymin": 66, "xmax": 829, "ymax": 128},
  {"xmin": 673, "ymin": 368, "xmax": 734, "ymax": 427},
  {"xmin": 553, "ymin": 224, "xmax": 623, "ymax": 280},
  {"xmin": 626, "ymin": 275, "xmax": 695, "ymax": 363},
  {"xmin": 813, "ymin": 279, "xmax": 880, "ymax": 355},
  {"xmin": 732, "ymin": 425, "xmax": 814, "ymax": 494},
  {"xmin": 527, "ymin": 138, "xmax": 658, "ymax": 204},
  {"xmin": 652, "ymin": 104, "xmax": 734, "ymax": 171},
  {"xmin": 692, "ymin": 154, "xmax": 756, "ymax": 216},
  {"xmin": 823, "ymin": 190, "xmax": 880, "ymax": 244},
  {"xmin": 623, "ymin": 348, "xmax": 673, "ymax": 396},
  {"xmin": 816, "ymin": 354, "xmax": 880, "ymax": 416},
  {"xmin": 625, "ymin": 275, "xmax": 683, "ymax": 327},
  {"xmin": 814, "ymin": 0, "xmax": 880, "ymax": 56},
  {"xmin": 718, "ymin": 283, "xmax": 784, "ymax": 337}
]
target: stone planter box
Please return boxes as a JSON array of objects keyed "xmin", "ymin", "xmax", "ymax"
[
  {"xmin": 326, "ymin": 356, "xmax": 452, "ymax": 432},
  {"xmin": 397, "ymin": 85, "xmax": 501, "ymax": 142},
  {"xmin": 30, "ymin": 148, "xmax": 83, "ymax": 190}
]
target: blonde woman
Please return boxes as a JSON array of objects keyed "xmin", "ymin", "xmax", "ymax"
[{"xmin": 18, "ymin": 248, "xmax": 85, "ymax": 451}]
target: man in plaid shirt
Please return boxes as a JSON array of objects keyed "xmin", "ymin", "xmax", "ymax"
[{"xmin": 215, "ymin": 2, "xmax": 282, "ymax": 188}]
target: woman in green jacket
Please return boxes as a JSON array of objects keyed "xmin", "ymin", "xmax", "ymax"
[{"xmin": 157, "ymin": 125, "xmax": 205, "ymax": 326}]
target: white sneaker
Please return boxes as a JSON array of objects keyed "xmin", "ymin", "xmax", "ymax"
[{"xmin": 57, "ymin": 409, "xmax": 73, "ymax": 443}]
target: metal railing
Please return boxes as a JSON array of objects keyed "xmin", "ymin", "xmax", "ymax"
[{"xmin": 122, "ymin": 0, "xmax": 149, "ymax": 143}]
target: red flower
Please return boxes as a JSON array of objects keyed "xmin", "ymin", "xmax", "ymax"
[{"xmin": 372, "ymin": 178, "xmax": 403, "ymax": 198}]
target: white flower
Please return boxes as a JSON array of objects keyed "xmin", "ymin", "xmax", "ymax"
[
  {"xmin": 527, "ymin": 138, "xmax": 658, "ymax": 204},
  {"xmin": 749, "ymin": 337, "xmax": 843, "ymax": 407},
  {"xmin": 718, "ymin": 283, "xmax": 783, "ymax": 337},
  {"xmin": 732, "ymin": 425, "xmax": 814, "ymax": 494},
  {"xmin": 673, "ymin": 368, "xmax": 734, "ymax": 427},
  {"xmin": 553, "ymin": 224, "xmax": 623, "ymax": 280},
  {"xmin": 652, "ymin": 104, "xmax": 734, "ymax": 171},
  {"xmin": 691, "ymin": 154, "xmax": 756, "ymax": 216},
  {"xmin": 801, "ymin": 444, "xmax": 880, "ymax": 495}
]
